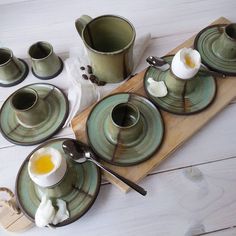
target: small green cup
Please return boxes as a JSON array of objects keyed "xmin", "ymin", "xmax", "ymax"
[
  {"xmin": 0, "ymin": 48, "xmax": 28, "ymax": 87},
  {"xmin": 104, "ymin": 102, "xmax": 143, "ymax": 146},
  {"xmin": 75, "ymin": 15, "xmax": 136, "ymax": 83},
  {"xmin": 28, "ymin": 41, "xmax": 63, "ymax": 79},
  {"xmin": 10, "ymin": 87, "xmax": 49, "ymax": 128},
  {"xmin": 212, "ymin": 23, "xmax": 236, "ymax": 60}
]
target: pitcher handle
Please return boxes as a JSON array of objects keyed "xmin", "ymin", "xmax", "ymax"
[{"xmin": 75, "ymin": 15, "xmax": 93, "ymax": 37}]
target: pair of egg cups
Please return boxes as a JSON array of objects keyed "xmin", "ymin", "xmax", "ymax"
[{"xmin": 0, "ymin": 41, "xmax": 63, "ymax": 87}]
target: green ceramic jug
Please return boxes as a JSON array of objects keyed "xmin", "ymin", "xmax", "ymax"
[{"xmin": 75, "ymin": 15, "xmax": 136, "ymax": 83}]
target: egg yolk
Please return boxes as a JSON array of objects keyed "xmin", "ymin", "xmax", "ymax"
[
  {"xmin": 33, "ymin": 154, "xmax": 55, "ymax": 174},
  {"xmin": 184, "ymin": 54, "xmax": 195, "ymax": 68}
]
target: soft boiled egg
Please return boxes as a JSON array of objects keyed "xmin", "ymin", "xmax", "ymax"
[
  {"xmin": 28, "ymin": 147, "xmax": 67, "ymax": 187},
  {"xmin": 171, "ymin": 48, "xmax": 201, "ymax": 79}
]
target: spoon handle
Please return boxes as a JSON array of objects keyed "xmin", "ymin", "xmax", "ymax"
[
  {"xmin": 198, "ymin": 69, "xmax": 226, "ymax": 78},
  {"xmin": 88, "ymin": 158, "xmax": 147, "ymax": 196}
]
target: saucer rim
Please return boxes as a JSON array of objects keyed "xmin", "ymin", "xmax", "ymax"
[
  {"xmin": 15, "ymin": 137, "xmax": 101, "ymax": 227},
  {"xmin": 0, "ymin": 83, "xmax": 69, "ymax": 146},
  {"xmin": 86, "ymin": 92, "xmax": 165, "ymax": 166}
]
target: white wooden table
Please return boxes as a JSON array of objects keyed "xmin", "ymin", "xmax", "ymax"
[{"xmin": 0, "ymin": 0, "xmax": 236, "ymax": 235}]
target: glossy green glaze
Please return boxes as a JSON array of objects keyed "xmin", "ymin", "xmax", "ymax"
[
  {"xmin": 75, "ymin": 15, "xmax": 135, "ymax": 83},
  {"xmin": 15, "ymin": 138, "xmax": 101, "ymax": 227},
  {"xmin": 0, "ymin": 48, "xmax": 28, "ymax": 87},
  {"xmin": 87, "ymin": 93, "xmax": 164, "ymax": 166},
  {"xmin": 194, "ymin": 24, "xmax": 236, "ymax": 76},
  {"xmin": 28, "ymin": 41, "xmax": 63, "ymax": 79},
  {"xmin": 144, "ymin": 56, "xmax": 216, "ymax": 115},
  {"xmin": 0, "ymin": 83, "xmax": 69, "ymax": 145}
]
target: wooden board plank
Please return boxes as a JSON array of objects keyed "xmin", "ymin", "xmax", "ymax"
[{"xmin": 71, "ymin": 17, "xmax": 236, "ymax": 192}]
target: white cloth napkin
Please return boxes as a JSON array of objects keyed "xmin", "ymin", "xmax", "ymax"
[{"xmin": 64, "ymin": 33, "xmax": 151, "ymax": 127}]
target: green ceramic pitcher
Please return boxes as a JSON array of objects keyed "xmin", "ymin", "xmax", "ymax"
[{"xmin": 75, "ymin": 15, "xmax": 136, "ymax": 83}]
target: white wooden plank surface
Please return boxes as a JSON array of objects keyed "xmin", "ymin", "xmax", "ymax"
[{"xmin": 0, "ymin": 0, "xmax": 236, "ymax": 235}]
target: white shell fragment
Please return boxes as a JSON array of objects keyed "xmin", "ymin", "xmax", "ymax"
[
  {"xmin": 52, "ymin": 199, "xmax": 70, "ymax": 225},
  {"xmin": 171, "ymin": 48, "xmax": 201, "ymax": 79},
  {"xmin": 147, "ymin": 77, "xmax": 168, "ymax": 97},
  {"xmin": 35, "ymin": 195, "xmax": 55, "ymax": 227},
  {"xmin": 35, "ymin": 195, "xmax": 69, "ymax": 227}
]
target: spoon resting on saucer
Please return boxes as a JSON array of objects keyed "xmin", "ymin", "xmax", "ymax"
[
  {"xmin": 62, "ymin": 140, "xmax": 147, "ymax": 196},
  {"xmin": 146, "ymin": 56, "xmax": 226, "ymax": 78}
]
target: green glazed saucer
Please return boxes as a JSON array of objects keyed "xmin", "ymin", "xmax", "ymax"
[
  {"xmin": 0, "ymin": 59, "xmax": 29, "ymax": 87},
  {"xmin": 144, "ymin": 56, "xmax": 216, "ymax": 115},
  {"xmin": 0, "ymin": 83, "xmax": 69, "ymax": 145},
  {"xmin": 194, "ymin": 24, "xmax": 236, "ymax": 76},
  {"xmin": 86, "ymin": 93, "xmax": 164, "ymax": 166},
  {"xmin": 15, "ymin": 138, "xmax": 101, "ymax": 227}
]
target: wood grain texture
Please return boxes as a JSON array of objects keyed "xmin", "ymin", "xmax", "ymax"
[{"xmin": 72, "ymin": 17, "xmax": 236, "ymax": 192}]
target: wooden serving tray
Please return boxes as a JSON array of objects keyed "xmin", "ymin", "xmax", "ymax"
[{"xmin": 72, "ymin": 17, "xmax": 236, "ymax": 192}]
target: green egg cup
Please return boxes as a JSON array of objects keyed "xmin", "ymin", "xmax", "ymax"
[
  {"xmin": 144, "ymin": 56, "xmax": 216, "ymax": 115},
  {"xmin": 15, "ymin": 138, "xmax": 101, "ymax": 227},
  {"xmin": 194, "ymin": 24, "xmax": 236, "ymax": 76}
]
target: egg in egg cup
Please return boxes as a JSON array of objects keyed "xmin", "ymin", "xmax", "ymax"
[{"xmin": 144, "ymin": 48, "xmax": 217, "ymax": 115}]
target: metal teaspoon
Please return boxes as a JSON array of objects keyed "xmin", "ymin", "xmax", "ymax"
[
  {"xmin": 146, "ymin": 56, "xmax": 226, "ymax": 78},
  {"xmin": 62, "ymin": 140, "xmax": 147, "ymax": 196}
]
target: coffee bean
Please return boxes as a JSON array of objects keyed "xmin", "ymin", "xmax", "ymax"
[
  {"xmin": 87, "ymin": 65, "xmax": 93, "ymax": 74},
  {"xmin": 82, "ymin": 74, "xmax": 88, "ymax": 80},
  {"xmin": 80, "ymin": 66, "xmax": 85, "ymax": 70},
  {"xmin": 89, "ymin": 75, "xmax": 97, "ymax": 83},
  {"xmin": 97, "ymin": 81, "xmax": 107, "ymax": 86}
]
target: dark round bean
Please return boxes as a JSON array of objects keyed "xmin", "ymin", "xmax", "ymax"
[
  {"xmin": 87, "ymin": 65, "xmax": 93, "ymax": 74},
  {"xmin": 82, "ymin": 74, "xmax": 88, "ymax": 80},
  {"xmin": 89, "ymin": 75, "xmax": 97, "ymax": 83}
]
